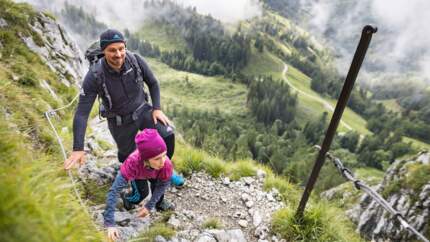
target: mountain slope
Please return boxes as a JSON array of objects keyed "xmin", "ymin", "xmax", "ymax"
[{"xmin": 0, "ymin": 0, "xmax": 102, "ymax": 241}]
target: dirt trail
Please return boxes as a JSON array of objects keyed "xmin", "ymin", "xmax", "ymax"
[{"xmin": 282, "ymin": 64, "xmax": 353, "ymax": 131}]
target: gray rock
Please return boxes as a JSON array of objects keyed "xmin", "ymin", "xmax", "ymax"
[
  {"xmin": 238, "ymin": 219, "xmax": 248, "ymax": 228},
  {"xmin": 256, "ymin": 169, "xmax": 266, "ymax": 179},
  {"xmin": 245, "ymin": 200, "xmax": 254, "ymax": 208},
  {"xmin": 347, "ymin": 153, "xmax": 430, "ymax": 241},
  {"xmin": 243, "ymin": 177, "xmax": 254, "ymax": 186},
  {"xmin": 253, "ymin": 211, "xmax": 263, "ymax": 227},
  {"xmin": 196, "ymin": 233, "xmax": 216, "ymax": 242},
  {"xmin": 168, "ymin": 215, "xmax": 181, "ymax": 229},
  {"xmin": 155, "ymin": 235, "xmax": 168, "ymax": 242},
  {"xmin": 241, "ymin": 193, "xmax": 251, "ymax": 202},
  {"xmin": 0, "ymin": 18, "xmax": 7, "ymax": 28},
  {"xmin": 114, "ymin": 211, "xmax": 134, "ymax": 226},
  {"xmin": 254, "ymin": 225, "xmax": 269, "ymax": 239},
  {"xmin": 22, "ymin": 13, "xmax": 84, "ymax": 86},
  {"xmin": 207, "ymin": 229, "xmax": 247, "ymax": 242}
]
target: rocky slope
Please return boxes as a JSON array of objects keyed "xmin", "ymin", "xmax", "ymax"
[
  {"xmin": 78, "ymin": 119, "xmax": 286, "ymax": 242},
  {"xmin": 347, "ymin": 152, "xmax": 430, "ymax": 241},
  {"xmin": 20, "ymin": 12, "xmax": 84, "ymax": 86}
]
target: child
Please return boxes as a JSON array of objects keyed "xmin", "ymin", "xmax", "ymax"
[{"xmin": 103, "ymin": 129, "xmax": 174, "ymax": 241}]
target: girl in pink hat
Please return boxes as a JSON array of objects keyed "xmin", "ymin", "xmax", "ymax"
[{"xmin": 103, "ymin": 129, "xmax": 173, "ymax": 241}]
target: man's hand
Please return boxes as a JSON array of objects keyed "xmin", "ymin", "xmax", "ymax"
[
  {"xmin": 137, "ymin": 206, "xmax": 150, "ymax": 218},
  {"xmin": 107, "ymin": 227, "xmax": 120, "ymax": 241},
  {"xmin": 64, "ymin": 151, "xmax": 86, "ymax": 170},
  {"xmin": 152, "ymin": 109, "xmax": 171, "ymax": 126}
]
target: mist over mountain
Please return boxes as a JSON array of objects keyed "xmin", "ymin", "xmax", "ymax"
[
  {"xmin": 307, "ymin": 0, "xmax": 430, "ymax": 84},
  {"xmin": 263, "ymin": 0, "xmax": 430, "ymax": 85},
  {"xmin": 19, "ymin": 0, "xmax": 262, "ymax": 30}
]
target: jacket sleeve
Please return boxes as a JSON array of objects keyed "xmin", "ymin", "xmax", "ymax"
[
  {"xmin": 103, "ymin": 172, "xmax": 129, "ymax": 227},
  {"xmin": 134, "ymin": 54, "xmax": 161, "ymax": 110},
  {"xmin": 144, "ymin": 179, "xmax": 170, "ymax": 211},
  {"xmin": 72, "ymin": 71, "xmax": 97, "ymax": 151}
]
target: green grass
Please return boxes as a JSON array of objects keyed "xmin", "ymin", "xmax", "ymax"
[
  {"xmin": 285, "ymin": 64, "xmax": 370, "ymax": 134},
  {"xmin": 171, "ymin": 141, "xmax": 362, "ymax": 241},
  {"xmin": 376, "ymin": 99, "xmax": 402, "ymax": 113},
  {"xmin": 227, "ymin": 159, "xmax": 257, "ymax": 181},
  {"xmin": 138, "ymin": 22, "xmax": 188, "ymax": 52},
  {"xmin": 404, "ymin": 162, "xmax": 430, "ymax": 193},
  {"xmin": 0, "ymin": 117, "xmax": 103, "ymax": 242},
  {"xmin": 271, "ymin": 202, "xmax": 363, "ymax": 242},
  {"xmin": 202, "ymin": 217, "xmax": 223, "ymax": 229},
  {"xmin": 146, "ymin": 58, "xmax": 249, "ymax": 115},
  {"xmin": 0, "ymin": 2, "xmax": 103, "ymax": 240},
  {"xmin": 242, "ymin": 46, "xmax": 284, "ymax": 78},
  {"xmin": 403, "ymin": 137, "xmax": 430, "ymax": 151},
  {"xmin": 263, "ymin": 174, "xmax": 301, "ymax": 206},
  {"xmin": 201, "ymin": 157, "xmax": 227, "ymax": 178},
  {"xmin": 135, "ymin": 223, "xmax": 176, "ymax": 242},
  {"xmin": 355, "ymin": 167, "xmax": 384, "ymax": 184}
]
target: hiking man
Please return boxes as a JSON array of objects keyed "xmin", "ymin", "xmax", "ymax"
[{"xmin": 64, "ymin": 29, "xmax": 182, "ymax": 208}]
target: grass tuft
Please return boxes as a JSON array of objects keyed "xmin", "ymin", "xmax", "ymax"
[
  {"xmin": 136, "ymin": 223, "xmax": 176, "ymax": 242},
  {"xmin": 271, "ymin": 202, "xmax": 363, "ymax": 242},
  {"xmin": 202, "ymin": 217, "xmax": 223, "ymax": 229},
  {"xmin": 227, "ymin": 159, "xmax": 256, "ymax": 181}
]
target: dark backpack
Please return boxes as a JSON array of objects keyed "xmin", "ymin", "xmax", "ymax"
[{"xmin": 84, "ymin": 41, "xmax": 145, "ymax": 118}]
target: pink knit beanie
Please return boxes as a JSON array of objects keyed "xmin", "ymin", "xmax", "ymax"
[{"xmin": 135, "ymin": 129, "xmax": 167, "ymax": 160}]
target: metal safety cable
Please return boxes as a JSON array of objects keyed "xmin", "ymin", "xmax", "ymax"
[
  {"xmin": 44, "ymin": 92, "xmax": 100, "ymax": 229},
  {"xmin": 314, "ymin": 145, "xmax": 429, "ymax": 242}
]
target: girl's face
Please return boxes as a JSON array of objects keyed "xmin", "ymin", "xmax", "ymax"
[{"xmin": 147, "ymin": 151, "xmax": 167, "ymax": 170}]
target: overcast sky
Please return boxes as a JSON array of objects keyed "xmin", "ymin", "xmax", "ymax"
[{"xmin": 307, "ymin": 0, "xmax": 430, "ymax": 81}]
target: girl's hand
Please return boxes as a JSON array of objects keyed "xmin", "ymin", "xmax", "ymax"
[
  {"xmin": 137, "ymin": 206, "xmax": 150, "ymax": 218},
  {"xmin": 107, "ymin": 227, "xmax": 120, "ymax": 241}
]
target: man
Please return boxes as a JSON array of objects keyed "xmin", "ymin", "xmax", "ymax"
[{"xmin": 64, "ymin": 29, "xmax": 181, "ymax": 210}]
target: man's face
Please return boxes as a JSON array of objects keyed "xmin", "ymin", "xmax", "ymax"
[{"xmin": 103, "ymin": 42, "xmax": 126, "ymax": 70}]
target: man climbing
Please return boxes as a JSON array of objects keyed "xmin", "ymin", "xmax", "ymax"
[{"xmin": 64, "ymin": 29, "xmax": 183, "ymax": 209}]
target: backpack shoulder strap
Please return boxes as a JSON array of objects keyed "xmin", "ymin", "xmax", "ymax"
[
  {"xmin": 126, "ymin": 51, "xmax": 145, "ymax": 90},
  {"xmin": 91, "ymin": 59, "xmax": 113, "ymax": 110}
]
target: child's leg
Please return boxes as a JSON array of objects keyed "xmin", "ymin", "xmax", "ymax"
[{"xmin": 124, "ymin": 179, "xmax": 149, "ymax": 205}]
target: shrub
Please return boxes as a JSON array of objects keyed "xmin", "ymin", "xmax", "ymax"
[
  {"xmin": 136, "ymin": 223, "xmax": 175, "ymax": 241},
  {"xmin": 271, "ymin": 202, "xmax": 363, "ymax": 242},
  {"xmin": 202, "ymin": 217, "xmax": 223, "ymax": 229},
  {"xmin": 228, "ymin": 159, "xmax": 256, "ymax": 181}
]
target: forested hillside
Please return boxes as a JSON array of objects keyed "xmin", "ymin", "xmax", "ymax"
[{"xmin": 1, "ymin": 0, "xmax": 429, "ymax": 241}]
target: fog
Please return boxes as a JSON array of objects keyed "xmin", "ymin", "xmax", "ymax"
[
  {"xmin": 306, "ymin": 0, "xmax": 430, "ymax": 82},
  {"xmin": 20, "ymin": 0, "xmax": 262, "ymax": 31}
]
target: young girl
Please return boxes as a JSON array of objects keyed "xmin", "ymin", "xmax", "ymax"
[{"xmin": 103, "ymin": 129, "xmax": 173, "ymax": 241}]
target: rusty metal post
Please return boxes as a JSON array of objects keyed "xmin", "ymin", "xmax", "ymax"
[{"xmin": 296, "ymin": 25, "xmax": 377, "ymax": 218}]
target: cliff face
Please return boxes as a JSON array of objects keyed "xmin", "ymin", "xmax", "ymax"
[
  {"xmin": 347, "ymin": 152, "xmax": 430, "ymax": 241},
  {"xmin": 21, "ymin": 12, "xmax": 84, "ymax": 87}
]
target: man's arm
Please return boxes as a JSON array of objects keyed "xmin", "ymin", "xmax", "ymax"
[
  {"xmin": 134, "ymin": 54, "xmax": 161, "ymax": 110},
  {"xmin": 64, "ymin": 72, "xmax": 97, "ymax": 170},
  {"xmin": 72, "ymin": 72, "xmax": 98, "ymax": 151}
]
